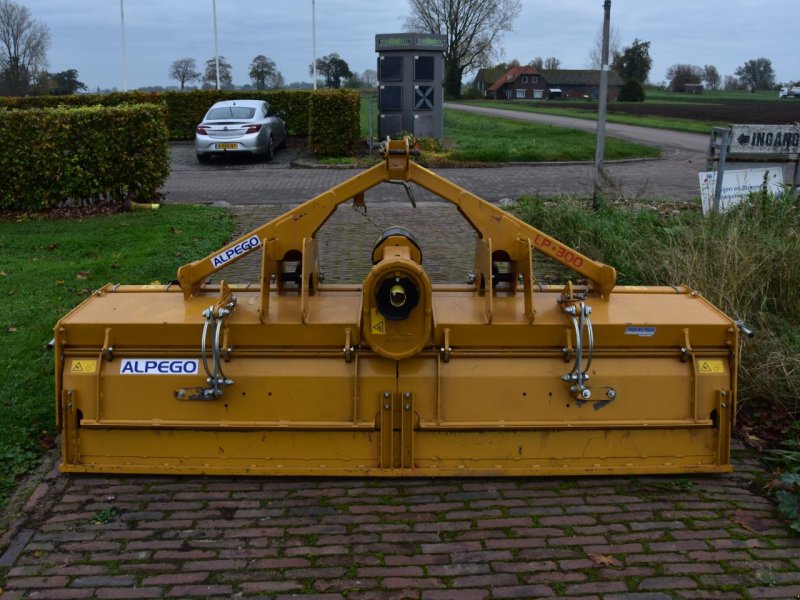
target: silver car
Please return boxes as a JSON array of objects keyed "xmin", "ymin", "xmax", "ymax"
[{"xmin": 195, "ymin": 99, "xmax": 287, "ymax": 162}]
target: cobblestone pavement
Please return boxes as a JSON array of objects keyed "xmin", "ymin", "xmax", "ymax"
[
  {"xmin": 164, "ymin": 142, "xmax": 705, "ymax": 206},
  {"xmin": 4, "ymin": 130, "xmax": 800, "ymax": 600},
  {"xmin": 2, "ymin": 445, "xmax": 800, "ymax": 599}
]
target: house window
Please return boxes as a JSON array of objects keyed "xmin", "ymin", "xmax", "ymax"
[
  {"xmin": 515, "ymin": 88, "xmax": 526, "ymax": 99},
  {"xmin": 532, "ymin": 76, "xmax": 538, "ymax": 83},
  {"xmin": 521, "ymin": 75, "xmax": 528, "ymax": 83}
]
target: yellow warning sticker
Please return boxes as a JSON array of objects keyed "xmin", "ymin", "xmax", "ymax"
[
  {"xmin": 698, "ymin": 359, "xmax": 724, "ymax": 374},
  {"xmin": 70, "ymin": 359, "xmax": 98, "ymax": 374},
  {"xmin": 370, "ymin": 308, "xmax": 386, "ymax": 335}
]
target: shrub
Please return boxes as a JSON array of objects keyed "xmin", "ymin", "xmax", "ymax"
[
  {"xmin": 161, "ymin": 90, "xmax": 311, "ymax": 138},
  {"xmin": 308, "ymin": 89, "xmax": 360, "ymax": 156},
  {"xmin": 0, "ymin": 90, "xmax": 348, "ymax": 144},
  {"xmin": 619, "ymin": 79, "xmax": 646, "ymax": 102},
  {"xmin": 0, "ymin": 104, "xmax": 169, "ymax": 209}
]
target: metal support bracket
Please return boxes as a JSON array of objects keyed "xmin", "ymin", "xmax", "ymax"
[{"xmin": 176, "ymin": 291, "xmax": 237, "ymax": 401}]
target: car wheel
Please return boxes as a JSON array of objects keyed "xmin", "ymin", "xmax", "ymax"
[
  {"xmin": 265, "ymin": 136, "xmax": 274, "ymax": 161},
  {"xmin": 197, "ymin": 153, "xmax": 211, "ymax": 163}
]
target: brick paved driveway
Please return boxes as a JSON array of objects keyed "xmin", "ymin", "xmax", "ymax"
[
  {"xmin": 2, "ymin": 445, "xmax": 799, "ymax": 599},
  {"xmin": 3, "ymin": 129, "xmax": 800, "ymax": 600}
]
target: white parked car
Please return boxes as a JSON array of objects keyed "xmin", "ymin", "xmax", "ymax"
[
  {"xmin": 195, "ymin": 99, "xmax": 287, "ymax": 162},
  {"xmin": 778, "ymin": 86, "xmax": 800, "ymax": 99}
]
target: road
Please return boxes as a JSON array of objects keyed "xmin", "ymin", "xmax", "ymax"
[{"xmin": 163, "ymin": 108, "xmax": 709, "ymax": 206}]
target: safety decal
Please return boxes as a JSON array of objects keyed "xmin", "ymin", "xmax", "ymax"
[
  {"xmin": 211, "ymin": 235, "xmax": 261, "ymax": 269},
  {"xmin": 624, "ymin": 326, "xmax": 656, "ymax": 337},
  {"xmin": 370, "ymin": 308, "xmax": 386, "ymax": 335},
  {"xmin": 70, "ymin": 360, "xmax": 97, "ymax": 374},
  {"xmin": 120, "ymin": 359, "xmax": 199, "ymax": 375},
  {"xmin": 698, "ymin": 359, "xmax": 725, "ymax": 374}
]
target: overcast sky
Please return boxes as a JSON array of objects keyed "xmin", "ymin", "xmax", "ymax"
[{"xmin": 20, "ymin": 0, "xmax": 799, "ymax": 91}]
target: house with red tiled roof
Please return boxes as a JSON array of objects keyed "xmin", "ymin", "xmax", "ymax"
[
  {"xmin": 486, "ymin": 67, "xmax": 624, "ymax": 101},
  {"xmin": 487, "ymin": 66, "xmax": 546, "ymax": 99}
]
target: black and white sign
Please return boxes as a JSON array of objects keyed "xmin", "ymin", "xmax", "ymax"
[{"xmin": 730, "ymin": 124, "xmax": 800, "ymax": 154}]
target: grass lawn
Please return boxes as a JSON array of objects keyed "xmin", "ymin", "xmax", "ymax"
[
  {"xmin": 458, "ymin": 99, "xmax": 719, "ymax": 134},
  {"xmin": 443, "ymin": 109, "xmax": 660, "ymax": 161},
  {"xmin": 358, "ymin": 96, "xmax": 660, "ymax": 162},
  {"xmin": 0, "ymin": 205, "xmax": 234, "ymax": 510},
  {"xmin": 644, "ymin": 89, "xmax": 780, "ymax": 103}
]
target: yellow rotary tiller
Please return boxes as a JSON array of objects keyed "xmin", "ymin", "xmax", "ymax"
[{"xmin": 56, "ymin": 139, "xmax": 738, "ymax": 476}]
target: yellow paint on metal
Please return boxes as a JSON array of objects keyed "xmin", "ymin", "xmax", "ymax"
[
  {"xmin": 55, "ymin": 139, "xmax": 738, "ymax": 477},
  {"xmin": 698, "ymin": 359, "xmax": 725, "ymax": 374},
  {"xmin": 70, "ymin": 360, "xmax": 97, "ymax": 374},
  {"xmin": 370, "ymin": 309, "xmax": 386, "ymax": 335}
]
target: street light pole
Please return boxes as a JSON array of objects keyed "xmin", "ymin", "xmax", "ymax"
[
  {"xmin": 120, "ymin": 0, "xmax": 128, "ymax": 92},
  {"xmin": 312, "ymin": 0, "xmax": 317, "ymax": 90},
  {"xmin": 212, "ymin": 0, "xmax": 220, "ymax": 90},
  {"xmin": 593, "ymin": 0, "xmax": 611, "ymax": 209}
]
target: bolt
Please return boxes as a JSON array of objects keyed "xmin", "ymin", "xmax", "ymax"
[
  {"xmin": 404, "ymin": 404, "xmax": 410, "ymax": 411},
  {"xmin": 580, "ymin": 389, "xmax": 592, "ymax": 400},
  {"xmin": 384, "ymin": 403, "xmax": 390, "ymax": 410},
  {"xmin": 175, "ymin": 389, "xmax": 186, "ymax": 399},
  {"xmin": 383, "ymin": 392, "xmax": 390, "ymax": 398},
  {"xmin": 404, "ymin": 392, "xmax": 411, "ymax": 399},
  {"xmin": 607, "ymin": 388, "xmax": 616, "ymax": 400},
  {"xmin": 721, "ymin": 402, "xmax": 727, "ymax": 408}
]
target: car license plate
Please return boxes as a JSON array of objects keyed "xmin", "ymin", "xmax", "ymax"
[{"xmin": 215, "ymin": 143, "xmax": 238, "ymax": 150}]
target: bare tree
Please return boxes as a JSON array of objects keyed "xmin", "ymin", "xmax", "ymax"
[
  {"xmin": 528, "ymin": 57, "xmax": 543, "ymax": 70},
  {"xmin": 308, "ymin": 53, "xmax": 352, "ymax": 89},
  {"xmin": 0, "ymin": 0, "xmax": 50, "ymax": 96},
  {"xmin": 361, "ymin": 68, "xmax": 377, "ymax": 88},
  {"xmin": 249, "ymin": 54, "xmax": 277, "ymax": 90},
  {"xmin": 735, "ymin": 57, "xmax": 775, "ymax": 91},
  {"xmin": 586, "ymin": 24, "xmax": 620, "ymax": 69},
  {"xmin": 169, "ymin": 58, "xmax": 200, "ymax": 90},
  {"xmin": 666, "ymin": 64, "xmax": 702, "ymax": 91},
  {"xmin": 543, "ymin": 57, "xmax": 561, "ymax": 70},
  {"xmin": 702, "ymin": 65, "xmax": 720, "ymax": 90},
  {"xmin": 404, "ymin": 0, "xmax": 521, "ymax": 98},
  {"xmin": 203, "ymin": 56, "xmax": 233, "ymax": 89}
]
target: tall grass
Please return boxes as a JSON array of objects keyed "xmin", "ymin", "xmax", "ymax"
[{"xmin": 517, "ymin": 191, "xmax": 800, "ymax": 419}]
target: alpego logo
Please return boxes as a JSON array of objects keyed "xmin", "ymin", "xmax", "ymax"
[
  {"xmin": 211, "ymin": 235, "xmax": 261, "ymax": 268},
  {"xmin": 120, "ymin": 359, "xmax": 199, "ymax": 375}
]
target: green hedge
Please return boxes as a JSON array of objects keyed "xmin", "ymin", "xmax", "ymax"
[
  {"xmin": 0, "ymin": 90, "xmax": 358, "ymax": 154},
  {"xmin": 308, "ymin": 89, "xmax": 360, "ymax": 156},
  {"xmin": 0, "ymin": 104, "xmax": 169, "ymax": 209}
]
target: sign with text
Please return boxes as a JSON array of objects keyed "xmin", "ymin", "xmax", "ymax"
[
  {"xmin": 699, "ymin": 167, "xmax": 784, "ymax": 214},
  {"xmin": 729, "ymin": 124, "xmax": 800, "ymax": 154}
]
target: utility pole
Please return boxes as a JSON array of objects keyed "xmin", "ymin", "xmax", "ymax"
[
  {"xmin": 312, "ymin": 0, "xmax": 317, "ymax": 90},
  {"xmin": 120, "ymin": 0, "xmax": 128, "ymax": 92},
  {"xmin": 592, "ymin": 0, "xmax": 611, "ymax": 209},
  {"xmin": 212, "ymin": 0, "xmax": 220, "ymax": 90}
]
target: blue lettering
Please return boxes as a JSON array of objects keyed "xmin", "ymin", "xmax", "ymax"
[{"xmin": 120, "ymin": 359, "xmax": 199, "ymax": 375}]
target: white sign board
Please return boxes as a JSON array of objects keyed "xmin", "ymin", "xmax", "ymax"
[
  {"xmin": 699, "ymin": 167, "xmax": 784, "ymax": 214},
  {"xmin": 729, "ymin": 124, "xmax": 800, "ymax": 154}
]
